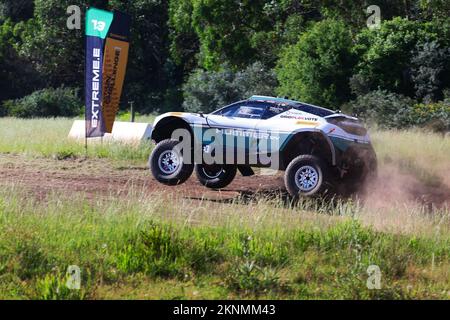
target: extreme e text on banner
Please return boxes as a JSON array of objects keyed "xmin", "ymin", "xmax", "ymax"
[{"xmin": 85, "ymin": 8, "xmax": 130, "ymax": 138}]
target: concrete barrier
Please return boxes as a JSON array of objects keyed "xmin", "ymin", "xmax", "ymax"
[{"xmin": 68, "ymin": 120, "xmax": 152, "ymax": 143}]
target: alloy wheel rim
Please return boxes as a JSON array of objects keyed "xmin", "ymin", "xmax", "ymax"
[
  {"xmin": 158, "ymin": 150, "xmax": 180, "ymax": 175},
  {"xmin": 294, "ymin": 165, "xmax": 319, "ymax": 192}
]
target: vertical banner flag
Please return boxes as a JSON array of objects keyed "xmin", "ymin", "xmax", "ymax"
[
  {"xmin": 102, "ymin": 11, "xmax": 131, "ymax": 133},
  {"xmin": 85, "ymin": 8, "xmax": 113, "ymax": 138},
  {"xmin": 85, "ymin": 8, "xmax": 131, "ymax": 138}
]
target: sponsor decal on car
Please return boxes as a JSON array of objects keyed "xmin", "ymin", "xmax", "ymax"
[
  {"xmin": 216, "ymin": 128, "xmax": 280, "ymax": 141},
  {"xmin": 295, "ymin": 120, "xmax": 319, "ymax": 126}
]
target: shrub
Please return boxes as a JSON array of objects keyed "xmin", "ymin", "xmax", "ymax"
[
  {"xmin": 408, "ymin": 102, "xmax": 450, "ymax": 132},
  {"xmin": 2, "ymin": 87, "xmax": 82, "ymax": 118},
  {"xmin": 0, "ymin": 103, "xmax": 6, "ymax": 117},
  {"xmin": 182, "ymin": 66, "xmax": 237, "ymax": 113},
  {"xmin": 276, "ymin": 19, "xmax": 356, "ymax": 107},
  {"xmin": 348, "ymin": 90, "xmax": 416, "ymax": 128},
  {"xmin": 349, "ymin": 90, "xmax": 450, "ymax": 131},
  {"xmin": 349, "ymin": 73, "xmax": 372, "ymax": 97},
  {"xmin": 445, "ymin": 89, "xmax": 450, "ymax": 104},
  {"xmin": 182, "ymin": 62, "xmax": 277, "ymax": 113}
]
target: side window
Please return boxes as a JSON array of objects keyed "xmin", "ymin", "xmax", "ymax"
[
  {"xmin": 213, "ymin": 103, "xmax": 241, "ymax": 116},
  {"xmin": 234, "ymin": 103, "xmax": 266, "ymax": 119},
  {"xmin": 263, "ymin": 104, "xmax": 290, "ymax": 119}
]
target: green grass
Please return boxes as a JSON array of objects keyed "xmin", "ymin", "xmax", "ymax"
[
  {"xmin": 0, "ymin": 118, "xmax": 449, "ymax": 299},
  {"xmin": 0, "ymin": 117, "xmax": 155, "ymax": 162},
  {"xmin": 0, "ymin": 187, "xmax": 448, "ymax": 300},
  {"xmin": 115, "ymin": 111, "xmax": 156, "ymax": 123},
  {"xmin": 1, "ymin": 117, "xmax": 448, "ymax": 167}
]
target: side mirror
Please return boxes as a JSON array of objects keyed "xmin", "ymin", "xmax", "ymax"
[{"xmin": 198, "ymin": 111, "xmax": 205, "ymax": 118}]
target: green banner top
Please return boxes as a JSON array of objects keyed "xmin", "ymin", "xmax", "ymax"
[{"xmin": 85, "ymin": 8, "xmax": 114, "ymax": 39}]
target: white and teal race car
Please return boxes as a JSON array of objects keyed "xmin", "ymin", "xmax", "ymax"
[{"xmin": 149, "ymin": 96, "xmax": 377, "ymax": 197}]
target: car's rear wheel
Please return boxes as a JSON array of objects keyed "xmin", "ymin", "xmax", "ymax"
[
  {"xmin": 150, "ymin": 139, "xmax": 194, "ymax": 185},
  {"xmin": 284, "ymin": 155, "xmax": 333, "ymax": 198},
  {"xmin": 195, "ymin": 164, "xmax": 237, "ymax": 189}
]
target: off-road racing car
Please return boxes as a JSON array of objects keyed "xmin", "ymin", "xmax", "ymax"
[{"xmin": 149, "ymin": 96, "xmax": 377, "ymax": 198}]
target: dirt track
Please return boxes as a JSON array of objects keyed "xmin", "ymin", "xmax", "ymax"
[
  {"xmin": 0, "ymin": 154, "xmax": 448, "ymax": 209},
  {"xmin": 0, "ymin": 154, "xmax": 285, "ymax": 202}
]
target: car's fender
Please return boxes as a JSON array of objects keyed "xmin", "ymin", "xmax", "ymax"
[{"xmin": 151, "ymin": 112, "xmax": 207, "ymax": 142}]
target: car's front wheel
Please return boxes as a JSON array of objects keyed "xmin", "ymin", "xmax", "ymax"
[
  {"xmin": 150, "ymin": 139, "xmax": 194, "ymax": 186},
  {"xmin": 195, "ymin": 164, "xmax": 237, "ymax": 189},
  {"xmin": 284, "ymin": 155, "xmax": 333, "ymax": 198}
]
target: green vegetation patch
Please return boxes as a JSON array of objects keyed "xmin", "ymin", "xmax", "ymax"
[{"xmin": 0, "ymin": 189, "xmax": 448, "ymax": 300}]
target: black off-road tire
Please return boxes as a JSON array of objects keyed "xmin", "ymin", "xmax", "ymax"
[
  {"xmin": 195, "ymin": 164, "xmax": 237, "ymax": 189},
  {"xmin": 149, "ymin": 139, "xmax": 194, "ymax": 186},
  {"xmin": 284, "ymin": 154, "xmax": 333, "ymax": 198}
]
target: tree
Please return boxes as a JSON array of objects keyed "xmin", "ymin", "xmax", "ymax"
[
  {"xmin": 0, "ymin": 0, "xmax": 34, "ymax": 22},
  {"xmin": 419, "ymin": 0, "xmax": 450, "ymax": 19},
  {"xmin": 183, "ymin": 62, "xmax": 277, "ymax": 113},
  {"xmin": 189, "ymin": 0, "xmax": 272, "ymax": 70},
  {"xmin": 411, "ymin": 41, "xmax": 450, "ymax": 102},
  {"xmin": 9, "ymin": 0, "xmax": 179, "ymax": 113},
  {"xmin": 168, "ymin": 0, "xmax": 199, "ymax": 73},
  {"xmin": 171, "ymin": 0, "xmax": 323, "ymax": 71},
  {"xmin": 108, "ymin": 0, "xmax": 177, "ymax": 113},
  {"xmin": 353, "ymin": 17, "xmax": 449, "ymax": 98},
  {"xmin": 0, "ymin": 18, "xmax": 40, "ymax": 103},
  {"xmin": 276, "ymin": 19, "xmax": 356, "ymax": 107},
  {"xmin": 12, "ymin": 0, "xmax": 108, "ymax": 88}
]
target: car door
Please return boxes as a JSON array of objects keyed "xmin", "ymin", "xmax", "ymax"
[
  {"xmin": 254, "ymin": 103, "xmax": 292, "ymax": 162},
  {"xmin": 205, "ymin": 102, "xmax": 266, "ymax": 165}
]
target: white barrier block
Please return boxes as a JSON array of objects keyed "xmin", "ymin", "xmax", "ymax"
[{"xmin": 68, "ymin": 120, "xmax": 152, "ymax": 143}]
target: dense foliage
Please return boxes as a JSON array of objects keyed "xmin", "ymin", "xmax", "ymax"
[
  {"xmin": 3, "ymin": 87, "xmax": 81, "ymax": 118},
  {"xmin": 276, "ymin": 19, "xmax": 355, "ymax": 107},
  {"xmin": 183, "ymin": 62, "xmax": 277, "ymax": 113},
  {"xmin": 353, "ymin": 18, "xmax": 450, "ymax": 98},
  {"xmin": 0, "ymin": 0, "xmax": 449, "ymax": 129}
]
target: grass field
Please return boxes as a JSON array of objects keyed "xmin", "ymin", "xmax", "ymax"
[
  {"xmin": 0, "ymin": 118, "xmax": 449, "ymax": 299},
  {"xmin": 0, "ymin": 115, "xmax": 155, "ymax": 162}
]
